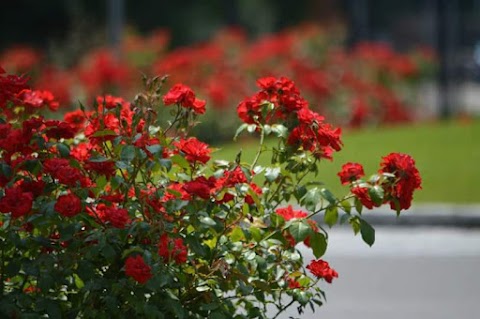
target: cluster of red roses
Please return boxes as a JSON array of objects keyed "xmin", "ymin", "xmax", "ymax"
[
  {"xmin": 238, "ymin": 76, "xmax": 342, "ymax": 160},
  {"xmin": 338, "ymin": 154, "xmax": 422, "ymax": 210}
]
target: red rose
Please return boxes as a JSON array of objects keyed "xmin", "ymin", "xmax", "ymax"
[
  {"xmin": 338, "ymin": 162, "xmax": 365, "ymax": 185},
  {"xmin": 85, "ymin": 160, "xmax": 116, "ymax": 178},
  {"xmin": 17, "ymin": 89, "xmax": 59, "ymax": 111},
  {"xmin": 287, "ymin": 277, "xmax": 301, "ymax": 289},
  {"xmin": 43, "ymin": 158, "xmax": 70, "ymax": 174},
  {"xmin": 0, "ymin": 187, "xmax": 33, "ymax": 218},
  {"xmin": 175, "ymin": 137, "xmax": 211, "ymax": 164},
  {"xmin": 96, "ymin": 95, "xmax": 128, "ymax": 109},
  {"xmin": 163, "ymin": 84, "xmax": 195, "ymax": 107},
  {"xmin": 158, "ymin": 234, "xmax": 188, "ymax": 264},
  {"xmin": 379, "ymin": 152, "xmax": 422, "ymax": 210},
  {"xmin": 56, "ymin": 166, "xmax": 84, "ymax": 186},
  {"xmin": 351, "ymin": 186, "xmax": 376, "ymax": 209},
  {"xmin": 55, "ymin": 194, "xmax": 82, "ymax": 217},
  {"xmin": 18, "ymin": 179, "xmax": 45, "ymax": 197},
  {"xmin": 44, "ymin": 120, "xmax": 76, "ymax": 139},
  {"xmin": 163, "ymin": 84, "xmax": 206, "ymax": 114},
  {"xmin": 64, "ymin": 110, "xmax": 86, "ymax": 132},
  {"xmin": 306, "ymin": 259, "xmax": 338, "ymax": 283},
  {"xmin": 275, "ymin": 205, "xmax": 308, "ymax": 221},
  {"xmin": 104, "ymin": 206, "xmax": 130, "ymax": 228},
  {"xmin": 182, "ymin": 176, "xmax": 216, "ymax": 200},
  {"xmin": 124, "ymin": 255, "xmax": 152, "ymax": 284}
]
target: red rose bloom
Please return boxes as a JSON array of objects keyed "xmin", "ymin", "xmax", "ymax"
[
  {"xmin": 158, "ymin": 234, "xmax": 188, "ymax": 264},
  {"xmin": 338, "ymin": 162, "xmax": 365, "ymax": 185},
  {"xmin": 18, "ymin": 179, "xmax": 45, "ymax": 197},
  {"xmin": 64, "ymin": 110, "xmax": 86, "ymax": 132},
  {"xmin": 56, "ymin": 166, "xmax": 84, "ymax": 187},
  {"xmin": 379, "ymin": 152, "xmax": 422, "ymax": 210},
  {"xmin": 287, "ymin": 277, "xmax": 301, "ymax": 289},
  {"xmin": 306, "ymin": 259, "xmax": 338, "ymax": 283},
  {"xmin": 55, "ymin": 194, "xmax": 82, "ymax": 217},
  {"xmin": 96, "ymin": 95, "xmax": 128, "ymax": 109},
  {"xmin": 175, "ymin": 137, "xmax": 211, "ymax": 164},
  {"xmin": 275, "ymin": 205, "xmax": 308, "ymax": 221},
  {"xmin": 124, "ymin": 255, "xmax": 152, "ymax": 284},
  {"xmin": 44, "ymin": 120, "xmax": 77, "ymax": 139},
  {"xmin": 163, "ymin": 84, "xmax": 206, "ymax": 114},
  {"xmin": 85, "ymin": 160, "xmax": 116, "ymax": 179},
  {"xmin": 17, "ymin": 89, "xmax": 59, "ymax": 111},
  {"xmin": 104, "ymin": 206, "xmax": 130, "ymax": 228},
  {"xmin": 0, "ymin": 187, "xmax": 33, "ymax": 218},
  {"xmin": 351, "ymin": 186, "xmax": 376, "ymax": 209},
  {"xmin": 43, "ymin": 158, "xmax": 70, "ymax": 174},
  {"xmin": 163, "ymin": 84, "xmax": 195, "ymax": 106},
  {"xmin": 182, "ymin": 176, "xmax": 216, "ymax": 200}
]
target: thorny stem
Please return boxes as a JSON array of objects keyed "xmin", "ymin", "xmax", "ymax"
[
  {"xmin": 251, "ymin": 125, "xmax": 265, "ymax": 169},
  {"xmin": 164, "ymin": 105, "xmax": 182, "ymax": 136},
  {"xmin": 272, "ymin": 299, "xmax": 295, "ymax": 319}
]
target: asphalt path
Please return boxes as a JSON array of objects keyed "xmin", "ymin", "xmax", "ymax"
[{"xmin": 274, "ymin": 227, "xmax": 480, "ymax": 319}]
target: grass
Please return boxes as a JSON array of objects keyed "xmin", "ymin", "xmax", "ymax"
[{"xmin": 213, "ymin": 119, "xmax": 480, "ymax": 204}]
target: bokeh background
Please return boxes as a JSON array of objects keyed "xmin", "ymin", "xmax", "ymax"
[{"xmin": 1, "ymin": 1, "xmax": 479, "ymax": 318}]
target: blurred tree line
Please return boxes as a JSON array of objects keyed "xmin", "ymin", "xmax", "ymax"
[{"xmin": 1, "ymin": 0, "xmax": 480, "ymax": 63}]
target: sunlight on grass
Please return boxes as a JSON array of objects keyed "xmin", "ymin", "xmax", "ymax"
[{"xmin": 213, "ymin": 120, "xmax": 480, "ymax": 204}]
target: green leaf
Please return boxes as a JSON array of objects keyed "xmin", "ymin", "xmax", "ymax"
[
  {"xmin": 349, "ymin": 216, "xmax": 361, "ymax": 235},
  {"xmin": 246, "ymin": 124, "xmax": 257, "ymax": 133},
  {"xmin": 301, "ymin": 188, "xmax": 321, "ymax": 211},
  {"xmin": 143, "ymin": 304, "xmax": 165, "ymax": 319},
  {"xmin": 368, "ymin": 185, "xmax": 384, "ymax": 206},
  {"xmin": 320, "ymin": 188, "xmax": 336, "ymax": 205},
  {"xmin": 234, "ymin": 123, "xmax": 249, "ymax": 140},
  {"xmin": 56, "ymin": 143, "xmax": 70, "ymax": 157},
  {"xmin": 46, "ymin": 301, "xmax": 62, "ymax": 319},
  {"xmin": 310, "ymin": 232, "xmax": 327, "ymax": 258},
  {"xmin": 199, "ymin": 216, "xmax": 217, "ymax": 227},
  {"xmin": 92, "ymin": 129, "xmax": 117, "ymax": 137},
  {"xmin": 22, "ymin": 159, "xmax": 41, "ymax": 175},
  {"xmin": 289, "ymin": 220, "xmax": 313, "ymax": 243},
  {"xmin": 159, "ymin": 158, "xmax": 172, "ymax": 171},
  {"xmin": 341, "ymin": 200, "xmax": 351, "ymax": 214},
  {"xmin": 145, "ymin": 144, "xmax": 162, "ymax": 155},
  {"xmin": 271, "ymin": 124, "xmax": 288, "ymax": 138},
  {"xmin": 101, "ymin": 244, "xmax": 116, "ymax": 261},
  {"xmin": 171, "ymin": 154, "xmax": 191, "ymax": 170},
  {"xmin": 360, "ymin": 219, "xmax": 375, "ymax": 246},
  {"xmin": 0, "ymin": 162, "xmax": 12, "ymax": 178},
  {"xmin": 73, "ymin": 273, "xmax": 84, "ymax": 289},
  {"xmin": 324, "ymin": 206, "xmax": 338, "ymax": 228},
  {"xmin": 115, "ymin": 161, "xmax": 130, "ymax": 170},
  {"xmin": 229, "ymin": 227, "xmax": 245, "ymax": 242},
  {"xmin": 120, "ymin": 145, "xmax": 136, "ymax": 162},
  {"xmin": 354, "ymin": 197, "xmax": 363, "ymax": 214},
  {"xmin": 167, "ymin": 300, "xmax": 185, "ymax": 319},
  {"xmin": 264, "ymin": 167, "xmax": 281, "ymax": 183},
  {"xmin": 249, "ymin": 227, "xmax": 262, "ymax": 242},
  {"xmin": 89, "ymin": 155, "xmax": 110, "ymax": 162},
  {"xmin": 269, "ymin": 213, "xmax": 285, "ymax": 228}
]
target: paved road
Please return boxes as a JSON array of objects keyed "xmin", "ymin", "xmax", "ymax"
[{"xmin": 275, "ymin": 227, "xmax": 480, "ymax": 319}]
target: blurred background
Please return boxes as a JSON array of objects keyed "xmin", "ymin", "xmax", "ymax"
[{"xmin": 1, "ymin": 1, "xmax": 479, "ymax": 318}]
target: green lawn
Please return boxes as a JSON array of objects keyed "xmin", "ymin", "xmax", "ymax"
[{"xmin": 213, "ymin": 120, "xmax": 480, "ymax": 204}]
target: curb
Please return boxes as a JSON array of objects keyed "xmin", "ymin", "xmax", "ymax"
[{"xmin": 312, "ymin": 204, "xmax": 480, "ymax": 228}]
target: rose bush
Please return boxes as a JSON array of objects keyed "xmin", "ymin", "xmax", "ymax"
[{"xmin": 0, "ymin": 67, "xmax": 421, "ymax": 318}]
